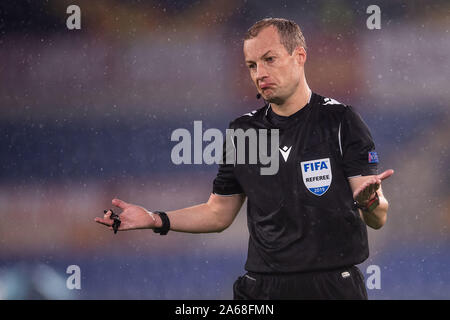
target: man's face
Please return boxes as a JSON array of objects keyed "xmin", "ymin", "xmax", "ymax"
[{"xmin": 243, "ymin": 26, "xmax": 305, "ymax": 105}]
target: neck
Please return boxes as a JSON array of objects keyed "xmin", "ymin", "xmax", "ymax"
[{"xmin": 270, "ymin": 80, "xmax": 311, "ymax": 117}]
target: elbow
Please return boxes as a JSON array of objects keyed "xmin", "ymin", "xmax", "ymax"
[
  {"xmin": 207, "ymin": 204, "xmax": 234, "ymax": 233},
  {"xmin": 212, "ymin": 210, "xmax": 236, "ymax": 233},
  {"xmin": 215, "ymin": 227, "xmax": 227, "ymax": 233},
  {"xmin": 214, "ymin": 219, "xmax": 232, "ymax": 233},
  {"xmin": 205, "ymin": 198, "xmax": 242, "ymax": 233}
]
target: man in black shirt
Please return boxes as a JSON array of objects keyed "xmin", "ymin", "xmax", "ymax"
[{"xmin": 95, "ymin": 18, "xmax": 394, "ymax": 299}]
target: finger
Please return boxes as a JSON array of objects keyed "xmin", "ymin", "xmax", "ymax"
[
  {"xmin": 355, "ymin": 179, "xmax": 377, "ymax": 202},
  {"xmin": 112, "ymin": 198, "xmax": 130, "ymax": 210},
  {"xmin": 367, "ymin": 183, "xmax": 379, "ymax": 199},
  {"xmin": 377, "ymin": 169, "xmax": 394, "ymax": 181},
  {"xmin": 362, "ymin": 184, "xmax": 373, "ymax": 201},
  {"xmin": 372, "ymin": 182, "xmax": 380, "ymax": 194},
  {"xmin": 354, "ymin": 186, "xmax": 368, "ymax": 202},
  {"xmin": 94, "ymin": 217, "xmax": 113, "ymax": 227},
  {"xmin": 366, "ymin": 180, "xmax": 376, "ymax": 193},
  {"xmin": 359, "ymin": 179, "xmax": 374, "ymax": 197},
  {"xmin": 367, "ymin": 179, "xmax": 380, "ymax": 195},
  {"xmin": 353, "ymin": 184, "xmax": 366, "ymax": 200},
  {"xmin": 103, "ymin": 209, "xmax": 112, "ymax": 220}
]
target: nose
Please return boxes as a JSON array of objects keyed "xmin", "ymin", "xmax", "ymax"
[{"xmin": 255, "ymin": 63, "xmax": 269, "ymax": 83}]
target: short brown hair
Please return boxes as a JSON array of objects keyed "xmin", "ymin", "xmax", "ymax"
[{"xmin": 244, "ymin": 18, "xmax": 307, "ymax": 54}]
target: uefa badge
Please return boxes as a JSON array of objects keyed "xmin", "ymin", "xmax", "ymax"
[
  {"xmin": 368, "ymin": 151, "xmax": 379, "ymax": 163},
  {"xmin": 300, "ymin": 158, "xmax": 332, "ymax": 196}
]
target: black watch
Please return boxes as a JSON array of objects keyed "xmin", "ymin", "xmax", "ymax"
[{"xmin": 152, "ymin": 211, "xmax": 170, "ymax": 235}]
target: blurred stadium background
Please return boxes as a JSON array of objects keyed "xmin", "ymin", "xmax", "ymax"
[{"xmin": 0, "ymin": 0, "xmax": 449, "ymax": 299}]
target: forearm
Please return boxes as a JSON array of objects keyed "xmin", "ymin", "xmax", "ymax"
[
  {"xmin": 359, "ymin": 192, "xmax": 388, "ymax": 229},
  {"xmin": 152, "ymin": 194, "xmax": 244, "ymax": 234},
  {"xmin": 167, "ymin": 203, "xmax": 227, "ymax": 233}
]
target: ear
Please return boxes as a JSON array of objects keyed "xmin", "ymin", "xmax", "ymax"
[{"xmin": 293, "ymin": 46, "xmax": 307, "ymax": 66}]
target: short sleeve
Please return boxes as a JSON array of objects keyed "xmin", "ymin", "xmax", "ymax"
[
  {"xmin": 340, "ymin": 106, "xmax": 378, "ymax": 177},
  {"xmin": 212, "ymin": 123, "xmax": 244, "ymax": 195}
]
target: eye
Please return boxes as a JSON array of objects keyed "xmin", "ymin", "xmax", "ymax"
[
  {"xmin": 247, "ymin": 64, "xmax": 256, "ymax": 70},
  {"xmin": 265, "ymin": 56, "xmax": 275, "ymax": 62}
]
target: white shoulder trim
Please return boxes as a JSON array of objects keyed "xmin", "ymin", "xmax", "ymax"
[
  {"xmin": 347, "ymin": 174, "xmax": 362, "ymax": 179},
  {"xmin": 242, "ymin": 110, "xmax": 257, "ymax": 117},
  {"xmin": 323, "ymin": 97, "xmax": 343, "ymax": 106}
]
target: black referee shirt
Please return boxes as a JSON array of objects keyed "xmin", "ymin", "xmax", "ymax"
[{"xmin": 213, "ymin": 92, "xmax": 378, "ymax": 273}]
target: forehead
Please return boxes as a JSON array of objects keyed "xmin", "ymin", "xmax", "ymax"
[{"xmin": 243, "ymin": 26, "xmax": 286, "ymax": 60}]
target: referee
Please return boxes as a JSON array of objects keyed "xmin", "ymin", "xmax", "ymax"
[{"xmin": 95, "ymin": 18, "xmax": 394, "ymax": 300}]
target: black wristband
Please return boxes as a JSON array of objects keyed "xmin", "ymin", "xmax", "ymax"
[{"xmin": 153, "ymin": 211, "xmax": 170, "ymax": 235}]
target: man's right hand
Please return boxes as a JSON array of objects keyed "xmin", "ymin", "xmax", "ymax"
[{"xmin": 94, "ymin": 198, "xmax": 160, "ymax": 232}]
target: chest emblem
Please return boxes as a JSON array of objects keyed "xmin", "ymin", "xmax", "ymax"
[
  {"xmin": 300, "ymin": 158, "xmax": 332, "ymax": 196},
  {"xmin": 279, "ymin": 145, "xmax": 292, "ymax": 162}
]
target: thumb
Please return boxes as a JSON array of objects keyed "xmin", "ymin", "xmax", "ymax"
[
  {"xmin": 377, "ymin": 169, "xmax": 394, "ymax": 181},
  {"xmin": 112, "ymin": 198, "xmax": 130, "ymax": 210}
]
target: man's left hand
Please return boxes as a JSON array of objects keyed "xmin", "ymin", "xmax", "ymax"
[{"xmin": 353, "ymin": 169, "xmax": 394, "ymax": 206}]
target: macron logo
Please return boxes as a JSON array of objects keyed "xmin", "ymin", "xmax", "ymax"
[{"xmin": 279, "ymin": 146, "xmax": 292, "ymax": 162}]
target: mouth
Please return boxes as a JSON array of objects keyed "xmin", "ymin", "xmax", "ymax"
[{"xmin": 259, "ymin": 83, "xmax": 275, "ymax": 90}]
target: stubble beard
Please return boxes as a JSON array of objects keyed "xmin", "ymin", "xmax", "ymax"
[
  {"xmin": 266, "ymin": 96, "xmax": 284, "ymax": 105},
  {"xmin": 263, "ymin": 89, "xmax": 285, "ymax": 105}
]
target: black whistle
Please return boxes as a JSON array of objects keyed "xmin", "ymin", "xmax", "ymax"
[{"xmin": 105, "ymin": 209, "xmax": 121, "ymax": 234}]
